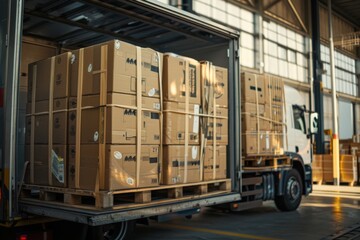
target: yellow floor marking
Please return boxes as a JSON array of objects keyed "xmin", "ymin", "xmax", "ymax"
[{"xmin": 159, "ymin": 223, "xmax": 280, "ymax": 240}]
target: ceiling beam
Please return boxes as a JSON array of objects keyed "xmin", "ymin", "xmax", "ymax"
[{"xmin": 286, "ymin": 0, "xmax": 308, "ymax": 33}]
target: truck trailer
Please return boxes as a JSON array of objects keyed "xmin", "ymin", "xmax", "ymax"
[{"xmin": 0, "ymin": 0, "xmax": 318, "ymax": 239}]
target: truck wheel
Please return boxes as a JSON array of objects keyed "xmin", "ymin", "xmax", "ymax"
[
  {"xmin": 90, "ymin": 221, "xmax": 135, "ymax": 240},
  {"xmin": 275, "ymin": 169, "xmax": 302, "ymax": 212}
]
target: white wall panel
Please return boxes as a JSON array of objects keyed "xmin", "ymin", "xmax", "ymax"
[{"xmin": 339, "ymin": 100, "xmax": 353, "ymax": 139}]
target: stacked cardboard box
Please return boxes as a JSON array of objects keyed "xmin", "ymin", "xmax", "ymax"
[
  {"xmin": 241, "ymin": 73, "xmax": 284, "ymax": 155},
  {"xmin": 312, "ymin": 154, "xmax": 323, "ymax": 183},
  {"xmin": 27, "ymin": 40, "xmax": 163, "ymax": 191},
  {"xmin": 200, "ymin": 62, "xmax": 228, "ymax": 181},
  {"xmin": 162, "ymin": 54, "xmax": 202, "ymax": 184},
  {"xmin": 26, "ymin": 39, "xmax": 229, "ymax": 191},
  {"xmin": 68, "ymin": 40, "xmax": 162, "ymax": 190},
  {"xmin": 26, "ymin": 52, "xmax": 72, "ymax": 187},
  {"xmin": 316, "ymin": 154, "xmax": 358, "ymax": 185}
]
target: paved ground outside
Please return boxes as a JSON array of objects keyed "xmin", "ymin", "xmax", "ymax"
[{"xmin": 133, "ymin": 194, "xmax": 360, "ymax": 239}]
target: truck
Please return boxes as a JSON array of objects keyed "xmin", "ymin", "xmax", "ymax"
[{"xmin": 0, "ymin": 0, "xmax": 318, "ymax": 239}]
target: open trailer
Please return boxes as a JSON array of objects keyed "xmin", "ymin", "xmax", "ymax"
[{"xmin": 0, "ymin": 0, "xmax": 314, "ymax": 239}]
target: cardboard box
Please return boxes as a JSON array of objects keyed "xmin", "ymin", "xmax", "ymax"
[
  {"xmin": 26, "ymin": 98, "xmax": 68, "ymax": 144},
  {"xmin": 205, "ymin": 107, "xmax": 228, "ymax": 145},
  {"xmin": 269, "ymin": 104, "xmax": 284, "ymax": 132},
  {"xmin": 28, "ymin": 52, "xmax": 71, "ymax": 102},
  {"xmin": 25, "ymin": 144, "xmax": 67, "ymax": 187},
  {"xmin": 241, "ymin": 102, "xmax": 270, "ymax": 131},
  {"xmin": 200, "ymin": 63, "xmax": 228, "ymax": 108},
  {"xmin": 322, "ymin": 154, "xmax": 333, "ymax": 182},
  {"xmin": 312, "ymin": 154, "xmax": 323, "ymax": 183},
  {"xmin": 70, "ymin": 40, "xmax": 161, "ymax": 98},
  {"xmin": 265, "ymin": 75, "xmax": 284, "ymax": 105},
  {"xmin": 242, "ymin": 131, "xmax": 273, "ymax": 155},
  {"xmin": 163, "ymin": 54, "xmax": 201, "ymax": 104},
  {"xmin": 204, "ymin": 145, "xmax": 227, "ymax": 181},
  {"xmin": 163, "ymin": 101, "xmax": 200, "ymax": 145},
  {"xmin": 241, "ymin": 72, "xmax": 265, "ymax": 104},
  {"xmin": 68, "ymin": 144, "xmax": 159, "ymax": 190},
  {"xmin": 271, "ymin": 133, "xmax": 284, "ymax": 153},
  {"xmin": 68, "ymin": 93, "xmax": 161, "ymax": 145},
  {"xmin": 162, "ymin": 145, "xmax": 201, "ymax": 184},
  {"xmin": 340, "ymin": 154, "xmax": 357, "ymax": 183},
  {"xmin": 21, "ymin": 40, "xmax": 57, "ymax": 109}
]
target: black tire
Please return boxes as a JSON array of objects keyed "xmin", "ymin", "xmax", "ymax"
[
  {"xmin": 89, "ymin": 221, "xmax": 135, "ymax": 240},
  {"xmin": 275, "ymin": 169, "xmax": 302, "ymax": 212}
]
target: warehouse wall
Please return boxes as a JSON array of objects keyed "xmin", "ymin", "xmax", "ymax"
[
  {"xmin": 166, "ymin": 0, "xmax": 360, "ymax": 139},
  {"xmin": 191, "ymin": 0, "xmax": 256, "ymax": 69}
]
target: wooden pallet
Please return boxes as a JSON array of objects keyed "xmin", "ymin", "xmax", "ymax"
[
  {"xmin": 242, "ymin": 155, "xmax": 291, "ymax": 168},
  {"xmin": 21, "ymin": 179, "xmax": 231, "ymax": 209}
]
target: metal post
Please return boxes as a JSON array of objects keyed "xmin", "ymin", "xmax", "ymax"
[
  {"xmin": 311, "ymin": 0, "xmax": 325, "ymax": 154},
  {"xmin": 327, "ymin": 0, "xmax": 340, "ymax": 186}
]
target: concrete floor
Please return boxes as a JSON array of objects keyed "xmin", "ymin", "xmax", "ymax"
[{"xmin": 133, "ymin": 194, "xmax": 360, "ymax": 240}]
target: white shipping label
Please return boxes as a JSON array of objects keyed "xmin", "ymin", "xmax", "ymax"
[
  {"xmin": 192, "ymin": 146, "xmax": 198, "ymax": 159},
  {"xmin": 114, "ymin": 151, "xmax": 122, "ymax": 160},
  {"xmin": 51, "ymin": 150, "xmax": 64, "ymax": 183},
  {"xmin": 88, "ymin": 63, "xmax": 93, "ymax": 73},
  {"xmin": 148, "ymin": 88, "xmax": 156, "ymax": 97},
  {"xmin": 93, "ymin": 131, "xmax": 99, "ymax": 142},
  {"xmin": 115, "ymin": 40, "xmax": 121, "ymax": 49},
  {"xmin": 127, "ymin": 177, "xmax": 134, "ymax": 185},
  {"xmin": 70, "ymin": 54, "xmax": 76, "ymax": 64},
  {"xmin": 193, "ymin": 105, "xmax": 200, "ymax": 133},
  {"xmin": 265, "ymin": 133, "xmax": 270, "ymax": 149},
  {"xmin": 153, "ymin": 102, "xmax": 161, "ymax": 110}
]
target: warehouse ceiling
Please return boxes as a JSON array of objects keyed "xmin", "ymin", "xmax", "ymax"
[
  {"xmin": 23, "ymin": 0, "xmax": 238, "ymax": 53},
  {"xmin": 321, "ymin": 0, "xmax": 360, "ymax": 28}
]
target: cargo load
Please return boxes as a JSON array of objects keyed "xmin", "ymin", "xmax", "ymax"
[{"xmin": 241, "ymin": 72, "xmax": 285, "ymax": 156}]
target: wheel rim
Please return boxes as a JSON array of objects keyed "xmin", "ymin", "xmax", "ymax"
[
  {"xmin": 103, "ymin": 221, "xmax": 128, "ymax": 240},
  {"xmin": 287, "ymin": 176, "xmax": 300, "ymax": 201}
]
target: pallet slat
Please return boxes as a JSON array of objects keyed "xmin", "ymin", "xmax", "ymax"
[
  {"xmin": 243, "ymin": 155, "xmax": 291, "ymax": 168},
  {"xmin": 21, "ymin": 179, "xmax": 231, "ymax": 209}
]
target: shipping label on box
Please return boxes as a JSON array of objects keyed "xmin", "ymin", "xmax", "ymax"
[
  {"xmin": 163, "ymin": 54, "xmax": 201, "ymax": 104},
  {"xmin": 162, "ymin": 145, "xmax": 201, "ymax": 184},
  {"xmin": 25, "ymin": 144, "xmax": 67, "ymax": 187}
]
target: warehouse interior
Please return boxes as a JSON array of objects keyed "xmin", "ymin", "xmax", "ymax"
[{"xmin": 1, "ymin": 0, "xmax": 360, "ymax": 239}]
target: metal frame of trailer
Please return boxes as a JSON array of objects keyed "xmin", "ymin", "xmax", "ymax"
[{"xmin": 1, "ymin": 0, "xmax": 242, "ymax": 223}]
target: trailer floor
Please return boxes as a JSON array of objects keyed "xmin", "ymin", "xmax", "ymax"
[{"xmin": 133, "ymin": 194, "xmax": 360, "ymax": 240}]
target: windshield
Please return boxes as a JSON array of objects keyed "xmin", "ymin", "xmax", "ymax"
[{"xmin": 293, "ymin": 105, "xmax": 306, "ymax": 134}]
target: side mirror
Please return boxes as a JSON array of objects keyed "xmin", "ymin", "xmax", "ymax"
[{"xmin": 310, "ymin": 112, "xmax": 319, "ymax": 134}]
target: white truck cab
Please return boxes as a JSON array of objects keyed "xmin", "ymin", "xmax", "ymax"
[{"xmin": 284, "ymin": 85, "xmax": 312, "ymax": 165}]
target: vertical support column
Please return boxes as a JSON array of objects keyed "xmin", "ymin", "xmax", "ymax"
[
  {"xmin": 311, "ymin": 0, "xmax": 325, "ymax": 154},
  {"xmin": 228, "ymin": 38, "xmax": 241, "ymax": 192},
  {"xmin": 1, "ymin": 0, "xmax": 24, "ymax": 221},
  {"xmin": 256, "ymin": 0, "xmax": 264, "ymax": 74},
  {"xmin": 327, "ymin": 0, "xmax": 340, "ymax": 186}
]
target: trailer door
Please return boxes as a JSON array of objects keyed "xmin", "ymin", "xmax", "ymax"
[{"xmin": 0, "ymin": 0, "xmax": 24, "ymax": 222}]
